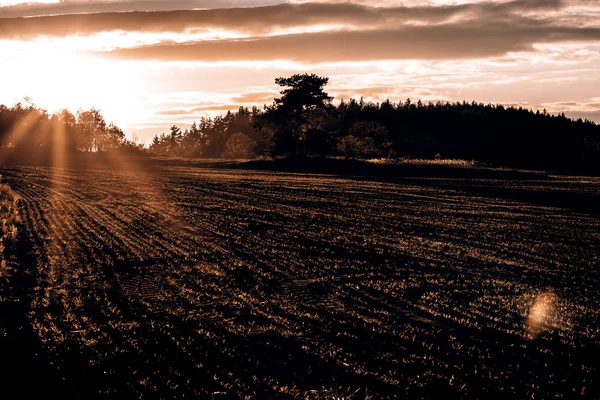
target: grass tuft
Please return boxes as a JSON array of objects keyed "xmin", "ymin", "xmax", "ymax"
[
  {"xmin": 367, "ymin": 157, "xmax": 478, "ymax": 167},
  {"xmin": 0, "ymin": 176, "xmax": 20, "ymax": 270}
]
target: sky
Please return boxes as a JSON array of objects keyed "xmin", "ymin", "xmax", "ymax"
[{"xmin": 1, "ymin": 0, "xmax": 599, "ymax": 142}]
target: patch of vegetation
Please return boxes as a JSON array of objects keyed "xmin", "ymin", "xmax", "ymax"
[{"xmin": 367, "ymin": 157, "xmax": 478, "ymax": 168}]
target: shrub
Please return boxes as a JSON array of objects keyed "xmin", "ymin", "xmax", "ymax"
[
  {"xmin": 221, "ymin": 133, "xmax": 257, "ymax": 159},
  {"xmin": 338, "ymin": 121, "xmax": 391, "ymax": 159}
]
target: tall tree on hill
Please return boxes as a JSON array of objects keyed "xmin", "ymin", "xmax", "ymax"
[{"xmin": 256, "ymin": 73, "xmax": 334, "ymax": 158}]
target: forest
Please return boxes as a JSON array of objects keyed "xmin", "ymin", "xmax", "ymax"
[{"xmin": 2, "ymin": 74, "xmax": 600, "ymax": 170}]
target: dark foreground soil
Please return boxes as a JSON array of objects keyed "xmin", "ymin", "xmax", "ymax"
[{"xmin": 0, "ymin": 158, "xmax": 599, "ymax": 399}]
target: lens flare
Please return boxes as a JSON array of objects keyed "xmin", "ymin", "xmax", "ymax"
[{"xmin": 525, "ymin": 291, "xmax": 556, "ymax": 341}]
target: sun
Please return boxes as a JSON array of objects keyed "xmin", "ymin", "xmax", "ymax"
[{"xmin": 0, "ymin": 36, "xmax": 146, "ymax": 130}]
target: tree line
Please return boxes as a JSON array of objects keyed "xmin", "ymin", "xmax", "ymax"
[
  {"xmin": 149, "ymin": 106, "xmax": 264, "ymax": 159},
  {"xmin": 0, "ymin": 100, "xmax": 142, "ymax": 154},
  {"xmin": 150, "ymin": 74, "xmax": 600, "ymax": 170},
  {"xmin": 2, "ymin": 75, "xmax": 599, "ymax": 171}
]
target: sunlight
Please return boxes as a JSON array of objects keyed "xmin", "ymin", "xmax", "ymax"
[
  {"xmin": 51, "ymin": 115, "xmax": 67, "ymax": 170},
  {"xmin": 0, "ymin": 38, "xmax": 146, "ymax": 131},
  {"xmin": 4, "ymin": 109, "xmax": 41, "ymax": 149}
]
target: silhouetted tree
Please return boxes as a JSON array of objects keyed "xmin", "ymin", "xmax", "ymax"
[
  {"xmin": 256, "ymin": 73, "xmax": 334, "ymax": 158},
  {"xmin": 179, "ymin": 122, "xmax": 204, "ymax": 157},
  {"xmin": 167, "ymin": 125, "xmax": 182, "ymax": 155},
  {"xmin": 54, "ymin": 109, "xmax": 79, "ymax": 151},
  {"xmin": 76, "ymin": 108, "xmax": 106, "ymax": 152},
  {"xmin": 97, "ymin": 123, "xmax": 126, "ymax": 151},
  {"xmin": 150, "ymin": 133, "xmax": 168, "ymax": 154}
]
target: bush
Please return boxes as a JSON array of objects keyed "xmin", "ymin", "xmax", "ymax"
[
  {"xmin": 221, "ymin": 133, "xmax": 257, "ymax": 159},
  {"xmin": 338, "ymin": 121, "xmax": 391, "ymax": 159},
  {"xmin": 337, "ymin": 135, "xmax": 376, "ymax": 159}
]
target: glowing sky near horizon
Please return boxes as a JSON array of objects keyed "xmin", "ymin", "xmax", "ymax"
[{"xmin": 1, "ymin": 0, "xmax": 599, "ymax": 141}]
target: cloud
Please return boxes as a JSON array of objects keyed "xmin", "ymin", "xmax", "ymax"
[
  {"xmin": 154, "ymin": 91, "xmax": 281, "ymax": 117},
  {"xmin": 543, "ymin": 100, "xmax": 600, "ymax": 111},
  {"xmin": 0, "ymin": 3, "xmax": 443, "ymax": 39},
  {"xmin": 0, "ymin": 1, "xmax": 589, "ymax": 39},
  {"xmin": 156, "ymin": 104, "xmax": 242, "ymax": 115},
  {"xmin": 230, "ymin": 91, "xmax": 277, "ymax": 103},
  {"xmin": 533, "ymin": 100, "xmax": 600, "ymax": 121},
  {"xmin": 0, "ymin": 0, "xmax": 284, "ymax": 18},
  {"xmin": 330, "ymin": 86, "xmax": 442, "ymax": 102},
  {"xmin": 103, "ymin": 23, "xmax": 600, "ymax": 63},
  {"xmin": 0, "ymin": 1, "xmax": 596, "ymax": 63}
]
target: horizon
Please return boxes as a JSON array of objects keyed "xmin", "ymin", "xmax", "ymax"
[{"xmin": 1, "ymin": 0, "xmax": 599, "ymax": 141}]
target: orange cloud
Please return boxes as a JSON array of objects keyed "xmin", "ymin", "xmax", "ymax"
[
  {"xmin": 0, "ymin": 0, "xmax": 283, "ymax": 18},
  {"xmin": 0, "ymin": 1, "xmax": 586, "ymax": 39},
  {"xmin": 230, "ymin": 92, "xmax": 277, "ymax": 103},
  {"xmin": 156, "ymin": 104, "xmax": 243, "ymax": 116},
  {"xmin": 104, "ymin": 24, "xmax": 600, "ymax": 63}
]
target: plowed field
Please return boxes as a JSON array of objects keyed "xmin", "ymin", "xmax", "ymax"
[{"xmin": 1, "ymin": 161, "xmax": 599, "ymax": 399}]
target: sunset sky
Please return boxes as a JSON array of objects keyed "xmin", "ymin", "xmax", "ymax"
[{"xmin": 1, "ymin": 0, "xmax": 599, "ymax": 142}]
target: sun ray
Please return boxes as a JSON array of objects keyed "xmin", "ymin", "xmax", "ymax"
[
  {"xmin": 51, "ymin": 113, "xmax": 67, "ymax": 170},
  {"xmin": 0, "ymin": 108, "xmax": 42, "ymax": 163},
  {"xmin": 99, "ymin": 150, "xmax": 190, "ymax": 256}
]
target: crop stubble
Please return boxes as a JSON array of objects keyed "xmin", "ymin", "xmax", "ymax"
[{"xmin": 0, "ymin": 163, "xmax": 599, "ymax": 398}]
